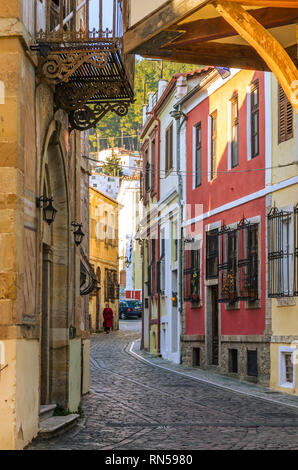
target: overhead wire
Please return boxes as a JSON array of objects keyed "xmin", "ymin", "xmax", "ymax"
[{"xmin": 82, "ymin": 154, "xmax": 297, "ymax": 177}]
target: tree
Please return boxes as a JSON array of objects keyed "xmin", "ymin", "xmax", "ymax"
[
  {"xmin": 89, "ymin": 58, "xmax": 199, "ymax": 152},
  {"xmin": 101, "ymin": 147, "xmax": 124, "ymax": 176}
]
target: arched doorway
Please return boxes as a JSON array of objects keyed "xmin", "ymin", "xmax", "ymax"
[{"xmin": 39, "ymin": 121, "xmax": 69, "ymax": 406}]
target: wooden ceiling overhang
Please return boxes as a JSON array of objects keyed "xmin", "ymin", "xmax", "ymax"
[{"xmin": 123, "ymin": 0, "xmax": 298, "ymax": 110}]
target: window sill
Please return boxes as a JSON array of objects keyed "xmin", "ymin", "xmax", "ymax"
[
  {"xmin": 279, "ymin": 382, "xmax": 295, "ymax": 389},
  {"xmin": 190, "ymin": 301, "xmax": 202, "ymax": 309},
  {"xmin": 165, "ymin": 168, "xmax": 174, "ymax": 177},
  {"xmin": 245, "ymin": 299, "xmax": 261, "ymax": 310},
  {"xmin": 276, "ymin": 298, "xmax": 296, "ymax": 307},
  {"xmin": 225, "ymin": 301, "xmax": 240, "ymax": 311}
]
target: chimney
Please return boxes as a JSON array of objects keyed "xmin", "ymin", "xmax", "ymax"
[
  {"xmin": 175, "ymin": 76, "xmax": 187, "ymax": 100},
  {"xmin": 142, "ymin": 104, "xmax": 147, "ymax": 126},
  {"xmin": 148, "ymin": 92, "xmax": 155, "ymax": 112},
  {"xmin": 158, "ymin": 79, "xmax": 168, "ymax": 100}
]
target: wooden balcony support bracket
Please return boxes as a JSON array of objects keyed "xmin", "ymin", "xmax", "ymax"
[{"xmin": 212, "ymin": 0, "xmax": 298, "ymax": 112}]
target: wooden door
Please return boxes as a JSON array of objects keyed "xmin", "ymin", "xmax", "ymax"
[{"xmin": 211, "ymin": 285, "xmax": 219, "ymax": 366}]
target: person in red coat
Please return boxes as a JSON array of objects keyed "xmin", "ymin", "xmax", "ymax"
[{"xmin": 103, "ymin": 304, "xmax": 113, "ymax": 334}]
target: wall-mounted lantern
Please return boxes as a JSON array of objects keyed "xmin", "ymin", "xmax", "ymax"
[
  {"xmin": 71, "ymin": 222, "xmax": 85, "ymax": 246},
  {"xmin": 36, "ymin": 196, "xmax": 58, "ymax": 225}
]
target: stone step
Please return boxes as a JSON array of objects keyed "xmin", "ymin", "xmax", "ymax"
[
  {"xmin": 38, "ymin": 414, "xmax": 80, "ymax": 439},
  {"xmin": 39, "ymin": 404, "xmax": 57, "ymax": 422}
]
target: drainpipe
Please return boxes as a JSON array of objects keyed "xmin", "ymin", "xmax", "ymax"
[
  {"xmin": 170, "ymin": 106, "xmax": 187, "ymax": 362},
  {"xmin": 152, "ymin": 109, "xmax": 161, "ymax": 355}
]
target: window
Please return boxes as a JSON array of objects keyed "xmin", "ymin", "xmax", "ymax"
[
  {"xmin": 219, "ymin": 226, "xmax": 238, "ymax": 303},
  {"xmin": 195, "ymin": 123, "xmax": 202, "ymax": 187},
  {"xmin": 206, "ymin": 229, "xmax": 219, "ymax": 279},
  {"xmin": 210, "ymin": 111, "xmax": 217, "ymax": 179},
  {"xmin": 151, "ymin": 138, "xmax": 156, "ymax": 195},
  {"xmin": 279, "ymin": 347, "xmax": 295, "ymax": 389},
  {"xmin": 238, "ymin": 220, "xmax": 259, "ymax": 302},
  {"xmin": 171, "ymin": 220, "xmax": 178, "ymax": 264},
  {"xmin": 251, "ymin": 80, "xmax": 259, "ymax": 158},
  {"xmin": 142, "ymin": 144, "xmax": 149, "ymax": 204},
  {"xmin": 193, "ymin": 348, "xmax": 201, "ymax": 367},
  {"xmin": 247, "ymin": 350, "xmax": 258, "ymax": 377},
  {"xmin": 184, "ymin": 248, "xmax": 200, "ymax": 303},
  {"xmin": 165, "ymin": 122, "xmax": 173, "ymax": 173},
  {"xmin": 219, "ymin": 220, "xmax": 259, "ymax": 303},
  {"xmin": 278, "ymin": 84, "xmax": 293, "ymax": 143},
  {"xmin": 149, "ymin": 238, "xmax": 158, "ymax": 296},
  {"xmin": 231, "ymin": 96, "xmax": 239, "ymax": 168},
  {"xmin": 145, "ymin": 161, "xmax": 150, "ymax": 193},
  {"xmin": 104, "ymin": 269, "xmax": 119, "ymax": 302},
  {"xmin": 229, "ymin": 349, "xmax": 238, "ymax": 374},
  {"xmin": 268, "ymin": 207, "xmax": 295, "ymax": 297},
  {"xmin": 158, "ymin": 231, "xmax": 166, "ymax": 295}
]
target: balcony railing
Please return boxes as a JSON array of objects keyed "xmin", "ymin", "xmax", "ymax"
[
  {"xmin": 37, "ymin": 0, "xmax": 124, "ymax": 44},
  {"xmin": 32, "ymin": 0, "xmax": 134, "ymax": 131}
]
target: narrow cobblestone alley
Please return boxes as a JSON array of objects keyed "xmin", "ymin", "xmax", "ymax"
[{"xmin": 28, "ymin": 321, "xmax": 298, "ymax": 450}]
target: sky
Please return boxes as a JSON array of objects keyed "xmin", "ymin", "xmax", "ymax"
[{"xmin": 89, "ymin": 0, "xmax": 113, "ymax": 31}]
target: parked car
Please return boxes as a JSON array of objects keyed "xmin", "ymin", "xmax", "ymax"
[{"xmin": 119, "ymin": 300, "xmax": 142, "ymax": 319}]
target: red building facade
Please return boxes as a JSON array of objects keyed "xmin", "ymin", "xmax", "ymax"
[{"xmin": 181, "ymin": 69, "xmax": 271, "ymax": 384}]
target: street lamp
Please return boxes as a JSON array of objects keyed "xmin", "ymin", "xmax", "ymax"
[
  {"xmin": 71, "ymin": 222, "xmax": 85, "ymax": 246},
  {"xmin": 36, "ymin": 196, "xmax": 58, "ymax": 225}
]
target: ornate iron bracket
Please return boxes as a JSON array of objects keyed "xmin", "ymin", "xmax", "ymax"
[
  {"xmin": 69, "ymin": 102, "xmax": 130, "ymax": 131},
  {"xmin": 55, "ymin": 82, "xmax": 122, "ymax": 112},
  {"xmin": 36, "ymin": 48, "xmax": 110, "ymax": 85}
]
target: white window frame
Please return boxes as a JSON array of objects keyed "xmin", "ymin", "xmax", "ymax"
[
  {"xmin": 279, "ymin": 346, "xmax": 296, "ymax": 389},
  {"xmin": 246, "ymin": 85, "xmax": 252, "ymax": 161}
]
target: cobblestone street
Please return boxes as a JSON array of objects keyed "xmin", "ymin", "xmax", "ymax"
[{"xmin": 28, "ymin": 321, "xmax": 298, "ymax": 450}]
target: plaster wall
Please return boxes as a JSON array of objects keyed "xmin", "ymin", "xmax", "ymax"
[
  {"xmin": 69, "ymin": 338, "xmax": 81, "ymax": 412},
  {"xmin": 129, "ymin": 0, "xmax": 166, "ymax": 27},
  {"xmin": 82, "ymin": 338, "xmax": 90, "ymax": 395}
]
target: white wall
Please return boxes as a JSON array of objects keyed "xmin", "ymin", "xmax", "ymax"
[{"xmin": 129, "ymin": 0, "xmax": 167, "ymax": 27}]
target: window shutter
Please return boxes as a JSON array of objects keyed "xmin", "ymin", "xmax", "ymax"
[
  {"xmin": 169, "ymin": 124, "xmax": 173, "ymax": 170},
  {"xmin": 286, "ymin": 99, "xmax": 293, "ymax": 140},
  {"xmin": 278, "ymin": 85, "xmax": 293, "ymax": 143},
  {"xmin": 165, "ymin": 127, "xmax": 169, "ymax": 172}
]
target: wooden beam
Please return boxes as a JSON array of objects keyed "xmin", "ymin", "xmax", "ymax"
[
  {"xmin": 169, "ymin": 7, "xmax": 298, "ymax": 47},
  {"xmin": 213, "ymin": 0, "xmax": 298, "ymax": 110},
  {"xmin": 137, "ymin": 42, "xmax": 270, "ymax": 71},
  {"xmin": 227, "ymin": 0, "xmax": 298, "ymax": 7},
  {"xmin": 123, "ymin": 0, "xmax": 209, "ymax": 54}
]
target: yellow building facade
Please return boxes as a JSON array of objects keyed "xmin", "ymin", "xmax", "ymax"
[
  {"xmin": 0, "ymin": 1, "xmax": 93, "ymax": 450},
  {"xmin": 89, "ymin": 188, "xmax": 119, "ymax": 332},
  {"xmin": 269, "ymin": 75, "xmax": 298, "ymax": 395}
]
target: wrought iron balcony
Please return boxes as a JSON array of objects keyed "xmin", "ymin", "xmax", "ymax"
[{"xmin": 32, "ymin": 0, "xmax": 134, "ymax": 130}]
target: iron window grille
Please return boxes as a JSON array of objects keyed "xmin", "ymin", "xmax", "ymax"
[
  {"xmin": 237, "ymin": 218, "xmax": 259, "ymax": 301},
  {"xmin": 218, "ymin": 225, "xmax": 238, "ymax": 303},
  {"xmin": 268, "ymin": 206, "xmax": 294, "ymax": 297},
  {"xmin": 206, "ymin": 229, "xmax": 219, "ymax": 279},
  {"xmin": 184, "ymin": 248, "xmax": 201, "ymax": 303}
]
